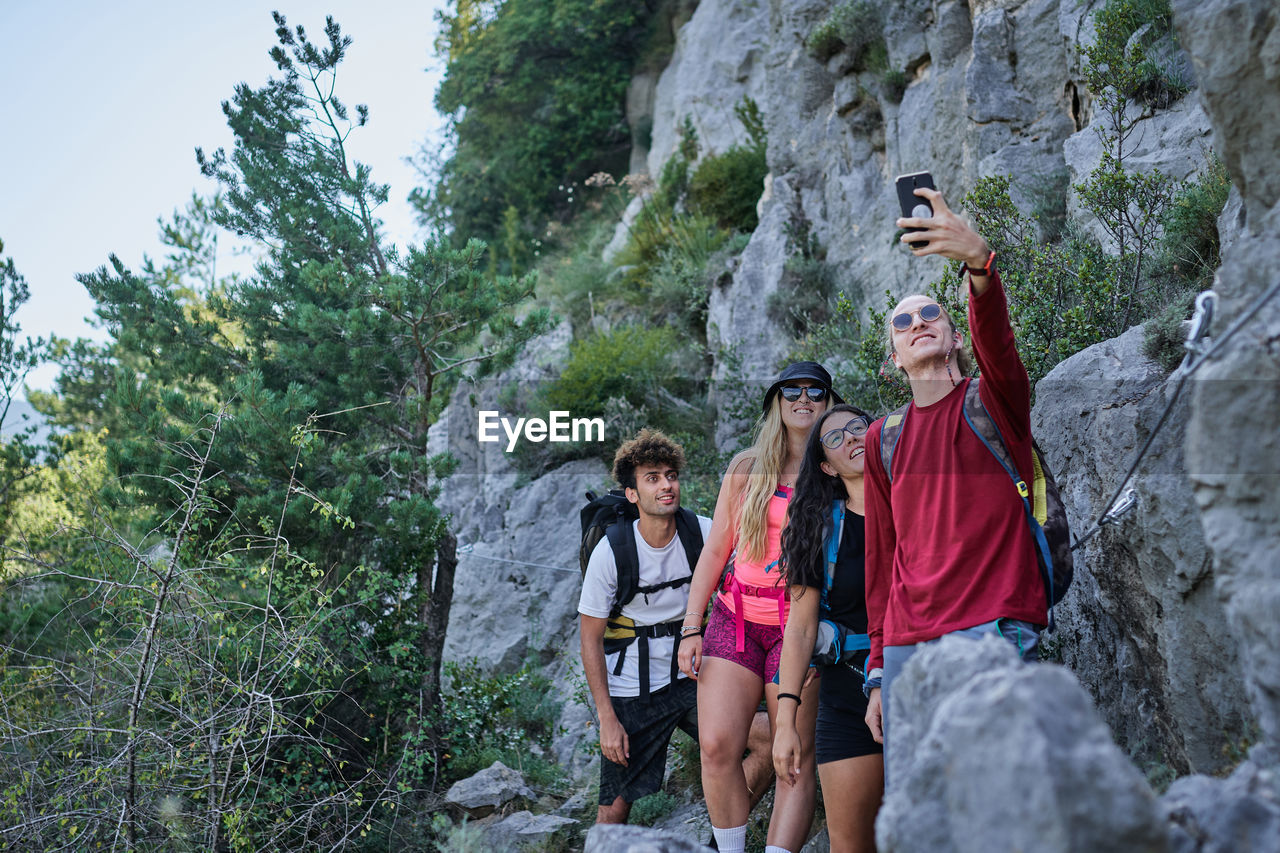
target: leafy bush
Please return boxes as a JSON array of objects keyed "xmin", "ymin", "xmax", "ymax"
[
  {"xmin": 419, "ymin": 0, "xmax": 653, "ymax": 245},
  {"xmin": 1142, "ymin": 290, "xmax": 1195, "ymax": 372},
  {"xmin": 881, "ymin": 68, "xmax": 909, "ymax": 104},
  {"xmin": 768, "ymin": 219, "xmax": 836, "ymax": 338},
  {"xmin": 687, "ymin": 99, "xmax": 768, "ymax": 232},
  {"xmin": 1160, "ymin": 154, "xmax": 1231, "ymax": 289},
  {"xmin": 806, "ymin": 0, "xmax": 887, "ymax": 71},
  {"xmin": 543, "ymin": 325, "xmax": 694, "ymax": 417}
]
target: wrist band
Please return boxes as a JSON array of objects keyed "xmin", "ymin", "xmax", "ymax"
[
  {"xmin": 960, "ymin": 249, "xmax": 996, "ymax": 278},
  {"xmin": 680, "ymin": 624, "xmax": 703, "ymax": 635},
  {"xmin": 777, "ymin": 692, "xmax": 802, "ymax": 705},
  {"xmin": 679, "ymin": 629, "xmax": 703, "ymax": 641}
]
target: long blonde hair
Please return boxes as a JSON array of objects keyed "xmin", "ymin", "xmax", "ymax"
[{"xmin": 736, "ymin": 400, "xmax": 788, "ymax": 564}]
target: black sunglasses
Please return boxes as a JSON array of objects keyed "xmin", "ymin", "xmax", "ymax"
[
  {"xmin": 779, "ymin": 386, "xmax": 828, "ymax": 403},
  {"xmin": 891, "ymin": 302, "xmax": 943, "ymax": 331},
  {"xmin": 821, "ymin": 416, "xmax": 870, "ymax": 448}
]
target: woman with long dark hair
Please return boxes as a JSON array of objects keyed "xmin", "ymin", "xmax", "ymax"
[
  {"xmin": 773, "ymin": 404, "xmax": 883, "ymax": 853},
  {"xmin": 678, "ymin": 362, "xmax": 843, "ymax": 853}
]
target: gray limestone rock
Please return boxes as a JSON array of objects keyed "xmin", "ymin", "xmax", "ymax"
[
  {"xmin": 1033, "ymin": 324, "xmax": 1252, "ymax": 774},
  {"xmin": 444, "ymin": 761, "xmax": 536, "ymax": 815},
  {"xmin": 482, "ymin": 810, "xmax": 578, "ymax": 849},
  {"xmin": 1172, "ymin": 0, "xmax": 1280, "ymax": 223},
  {"xmin": 647, "ymin": 0, "xmax": 771, "ymax": 176},
  {"xmin": 1173, "ymin": 0, "xmax": 1280, "ymax": 769},
  {"xmin": 585, "ymin": 823, "xmax": 714, "ymax": 853},
  {"xmin": 879, "ymin": 635, "xmax": 1167, "ymax": 853},
  {"xmin": 1162, "ymin": 760, "xmax": 1280, "ymax": 853}
]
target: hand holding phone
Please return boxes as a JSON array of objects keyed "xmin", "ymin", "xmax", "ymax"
[{"xmin": 895, "ymin": 171, "xmax": 935, "ymax": 249}]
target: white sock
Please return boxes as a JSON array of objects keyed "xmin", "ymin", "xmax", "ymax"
[
  {"xmin": 765, "ymin": 847, "xmax": 793, "ymax": 853},
  {"xmin": 711, "ymin": 823, "xmax": 747, "ymax": 853}
]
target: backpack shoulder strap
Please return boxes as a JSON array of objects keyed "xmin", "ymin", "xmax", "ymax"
[
  {"xmin": 606, "ymin": 515, "xmax": 639, "ymax": 618},
  {"xmin": 673, "ymin": 507, "xmax": 704, "ymax": 573},
  {"xmin": 960, "ymin": 378, "xmax": 1028, "ymax": 498},
  {"xmin": 822, "ymin": 499, "xmax": 844, "ymax": 610},
  {"xmin": 879, "ymin": 403, "xmax": 912, "ymax": 484}
]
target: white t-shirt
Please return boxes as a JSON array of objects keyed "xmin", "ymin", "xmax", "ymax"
[{"xmin": 578, "ymin": 515, "xmax": 713, "ymax": 697}]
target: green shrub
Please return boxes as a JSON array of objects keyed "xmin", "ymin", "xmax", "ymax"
[
  {"xmin": 688, "ymin": 144, "xmax": 767, "ymax": 232},
  {"xmin": 882, "ymin": 68, "xmax": 908, "ymax": 104},
  {"xmin": 1160, "ymin": 154, "xmax": 1231, "ymax": 288},
  {"xmin": 806, "ymin": 0, "xmax": 886, "ymax": 70},
  {"xmin": 1142, "ymin": 290, "xmax": 1195, "ymax": 372},
  {"xmin": 440, "ymin": 660, "xmax": 563, "ymax": 787},
  {"xmin": 629, "ymin": 790, "xmax": 682, "ymax": 826},
  {"xmin": 687, "ymin": 98, "xmax": 768, "ymax": 233},
  {"xmin": 543, "ymin": 325, "xmax": 697, "ymax": 418}
]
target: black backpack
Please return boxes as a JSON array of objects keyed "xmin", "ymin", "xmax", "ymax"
[
  {"xmin": 879, "ymin": 379, "xmax": 1073, "ymax": 627},
  {"xmin": 578, "ymin": 489, "xmax": 704, "ymax": 700},
  {"xmin": 578, "ymin": 490, "xmax": 704, "ymax": 617}
]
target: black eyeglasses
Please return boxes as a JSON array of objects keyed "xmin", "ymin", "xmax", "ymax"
[
  {"xmin": 779, "ymin": 386, "xmax": 828, "ymax": 403},
  {"xmin": 891, "ymin": 302, "xmax": 943, "ymax": 331},
  {"xmin": 821, "ymin": 416, "xmax": 870, "ymax": 448}
]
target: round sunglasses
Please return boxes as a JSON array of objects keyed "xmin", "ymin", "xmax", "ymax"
[
  {"xmin": 821, "ymin": 416, "xmax": 870, "ymax": 448},
  {"xmin": 891, "ymin": 302, "xmax": 943, "ymax": 331},
  {"xmin": 779, "ymin": 385, "xmax": 828, "ymax": 403}
]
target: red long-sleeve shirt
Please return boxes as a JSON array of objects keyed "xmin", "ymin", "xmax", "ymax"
[{"xmin": 864, "ymin": 272, "xmax": 1047, "ymax": 671}]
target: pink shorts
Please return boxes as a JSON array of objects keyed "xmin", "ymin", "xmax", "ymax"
[{"xmin": 702, "ymin": 597, "xmax": 785, "ymax": 683}]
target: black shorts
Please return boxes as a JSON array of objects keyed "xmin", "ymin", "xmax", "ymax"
[
  {"xmin": 599, "ymin": 678, "xmax": 699, "ymax": 805},
  {"xmin": 815, "ymin": 663, "xmax": 883, "ymax": 765}
]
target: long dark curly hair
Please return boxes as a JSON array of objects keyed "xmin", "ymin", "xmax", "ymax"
[{"xmin": 779, "ymin": 404, "xmax": 873, "ymax": 593}]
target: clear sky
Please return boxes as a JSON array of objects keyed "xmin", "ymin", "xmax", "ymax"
[{"xmin": 1, "ymin": 1, "xmax": 448, "ymax": 395}]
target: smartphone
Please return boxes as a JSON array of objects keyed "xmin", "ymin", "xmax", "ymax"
[{"xmin": 895, "ymin": 171, "xmax": 936, "ymax": 248}]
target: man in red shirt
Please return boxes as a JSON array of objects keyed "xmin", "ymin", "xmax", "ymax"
[{"xmin": 862, "ymin": 187, "xmax": 1046, "ymax": 783}]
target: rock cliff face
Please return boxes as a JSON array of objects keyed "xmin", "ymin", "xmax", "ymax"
[{"xmin": 435, "ymin": 0, "xmax": 1276, "ymax": 829}]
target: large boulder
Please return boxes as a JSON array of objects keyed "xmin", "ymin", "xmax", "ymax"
[
  {"xmin": 444, "ymin": 761, "xmax": 536, "ymax": 816},
  {"xmin": 1161, "ymin": 760, "xmax": 1280, "ymax": 852},
  {"xmin": 1173, "ymin": 0, "xmax": 1280, "ymax": 767},
  {"xmin": 878, "ymin": 635, "xmax": 1168, "ymax": 853},
  {"xmin": 585, "ymin": 823, "xmax": 713, "ymax": 853},
  {"xmin": 1033, "ymin": 325, "xmax": 1253, "ymax": 774},
  {"xmin": 481, "ymin": 810, "xmax": 579, "ymax": 849}
]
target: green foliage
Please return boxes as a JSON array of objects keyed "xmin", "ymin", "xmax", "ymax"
[
  {"xmin": 543, "ymin": 325, "xmax": 694, "ymax": 418},
  {"xmin": 1078, "ymin": 0, "xmax": 1184, "ymax": 332},
  {"xmin": 806, "ymin": 0, "xmax": 887, "ymax": 71},
  {"xmin": 965, "ymin": 176, "xmax": 1126, "ymax": 384},
  {"xmin": 881, "ymin": 68, "xmax": 909, "ymax": 104},
  {"xmin": 768, "ymin": 219, "xmax": 837, "ymax": 338},
  {"xmin": 12, "ymin": 15, "xmax": 552, "ymax": 846},
  {"xmin": 418, "ymin": 0, "xmax": 652, "ymax": 247},
  {"xmin": 687, "ymin": 99, "xmax": 768, "ymax": 232},
  {"xmin": 1142, "ymin": 290, "xmax": 1196, "ymax": 372},
  {"xmin": 1086, "ymin": 0, "xmax": 1185, "ymax": 109},
  {"xmin": 439, "ymin": 660, "xmax": 564, "ymax": 789},
  {"xmin": 1160, "ymin": 154, "xmax": 1231, "ymax": 289},
  {"xmin": 629, "ymin": 790, "xmax": 681, "ymax": 826},
  {"xmin": 791, "ymin": 290, "xmax": 911, "ymax": 417}
]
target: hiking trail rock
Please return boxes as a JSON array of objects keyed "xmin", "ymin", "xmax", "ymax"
[
  {"xmin": 879, "ymin": 635, "xmax": 1168, "ymax": 853},
  {"xmin": 584, "ymin": 823, "xmax": 714, "ymax": 853},
  {"xmin": 1032, "ymin": 325, "xmax": 1252, "ymax": 774},
  {"xmin": 444, "ymin": 761, "xmax": 535, "ymax": 816}
]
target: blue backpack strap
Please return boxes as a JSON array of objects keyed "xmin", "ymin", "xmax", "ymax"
[
  {"xmin": 959, "ymin": 379, "xmax": 1057, "ymax": 628},
  {"xmin": 822, "ymin": 499, "xmax": 844, "ymax": 610}
]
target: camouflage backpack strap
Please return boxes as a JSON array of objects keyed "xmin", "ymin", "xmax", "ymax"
[{"xmin": 878, "ymin": 402, "xmax": 912, "ymax": 484}]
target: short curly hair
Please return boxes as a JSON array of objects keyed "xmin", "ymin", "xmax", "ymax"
[{"xmin": 612, "ymin": 429, "xmax": 686, "ymax": 490}]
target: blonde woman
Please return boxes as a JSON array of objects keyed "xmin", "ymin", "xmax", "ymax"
[{"xmin": 679, "ymin": 362, "xmax": 843, "ymax": 853}]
